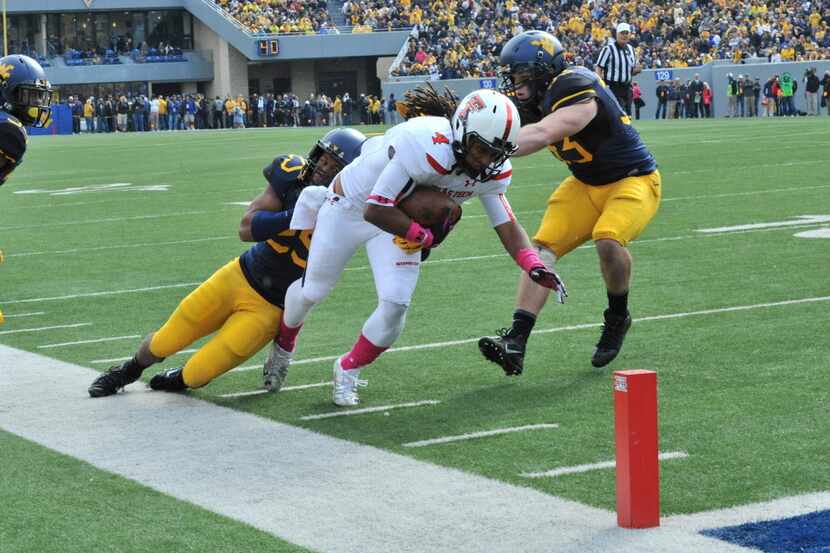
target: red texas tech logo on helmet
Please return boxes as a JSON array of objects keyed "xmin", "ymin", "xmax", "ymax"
[
  {"xmin": 431, "ymin": 132, "xmax": 450, "ymax": 145},
  {"xmin": 456, "ymin": 94, "xmax": 486, "ymax": 121}
]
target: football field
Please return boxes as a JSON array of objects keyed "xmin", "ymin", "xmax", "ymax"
[{"xmin": 1, "ymin": 118, "xmax": 829, "ymax": 552}]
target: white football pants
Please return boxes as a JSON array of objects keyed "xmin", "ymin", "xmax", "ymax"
[{"xmin": 283, "ymin": 191, "xmax": 422, "ymax": 348}]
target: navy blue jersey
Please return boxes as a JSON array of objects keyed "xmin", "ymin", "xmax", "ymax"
[
  {"xmin": 0, "ymin": 111, "xmax": 27, "ymax": 185},
  {"xmin": 542, "ymin": 66, "xmax": 656, "ymax": 185},
  {"xmin": 239, "ymin": 154, "xmax": 311, "ymax": 308}
]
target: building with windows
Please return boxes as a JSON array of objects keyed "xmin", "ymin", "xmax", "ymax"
[{"xmin": 2, "ymin": 0, "xmax": 409, "ymax": 102}]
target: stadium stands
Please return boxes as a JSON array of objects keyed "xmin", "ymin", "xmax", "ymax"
[
  {"xmin": 386, "ymin": 0, "xmax": 830, "ymax": 78},
  {"xmin": 210, "ymin": 0, "xmax": 334, "ymax": 34}
]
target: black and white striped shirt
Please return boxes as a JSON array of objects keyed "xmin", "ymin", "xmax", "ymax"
[{"xmin": 595, "ymin": 42, "xmax": 637, "ymax": 85}]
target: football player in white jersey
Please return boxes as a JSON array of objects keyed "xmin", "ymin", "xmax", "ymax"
[{"xmin": 266, "ymin": 86, "xmax": 567, "ymax": 406}]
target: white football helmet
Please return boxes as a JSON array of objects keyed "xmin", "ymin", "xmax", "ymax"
[{"xmin": 451, "ymin": 89, "xmax": 521, "ymax": 180}]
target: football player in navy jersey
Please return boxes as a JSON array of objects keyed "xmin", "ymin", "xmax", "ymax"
[
  {"xmin": 479, "ymin": 30, "xmax": 662, "ymax": 374},
  {"xmin": 88, "ymin": 128, "xmax": 366, "ymax": 397},
  {"xmin": 0, "ymin": 54, "xmax": 52, "ymax": 186},
  {"xmin": 0, "ymin": 54, "xmax": 53, "ymax": 324}
]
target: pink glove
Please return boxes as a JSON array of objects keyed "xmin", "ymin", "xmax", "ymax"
[
  {"xmin": 405, "ymin": 221, "xmax": 435, "ymax": 249},
  {"xmin": 515, "ymin": 248, "xmax": 568, "ymax": 303}
]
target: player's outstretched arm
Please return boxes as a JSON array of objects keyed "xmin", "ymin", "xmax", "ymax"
[
  {"xmin": 238, "ymin": 184, "xmax": 287, "ymax": 242},
  {"xmin": 494, "ymin": 220, "xmax": 567, "ymax": 302},
  {"xmin": 514, "ymin": 99, "xmax": 597, "ymax": 157}
]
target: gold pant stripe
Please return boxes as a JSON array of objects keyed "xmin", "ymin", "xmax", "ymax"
[{"xmin": 149, "ymin": 259, "xmax": 282, "ymax": 388}]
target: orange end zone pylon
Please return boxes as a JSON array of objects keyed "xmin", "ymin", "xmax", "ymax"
[{"xmin": 614, "ymin": 369, "xmax": 659, "ymax": 528}]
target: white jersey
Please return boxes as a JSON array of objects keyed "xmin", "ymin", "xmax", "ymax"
[{"xmin": 338, "ymin": 116, "xmax": 515, "ymax": 227}]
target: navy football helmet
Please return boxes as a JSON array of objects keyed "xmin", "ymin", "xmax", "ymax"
[
  {"xmin": 302, "ymin": 127, "xmax": 366, "ymax": 184},
  {"xmin": 0, "ymin": 55, "xmax": 53, "ymax": 127},
  {"xmin": 499, "ymin": 31, "xmax": 567, "ymax": 109}
]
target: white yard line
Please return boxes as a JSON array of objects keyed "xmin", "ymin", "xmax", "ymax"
[
  {"xmin": 90, "ymin": 348, "xmax": 198, "ymax": 365},
  {"xmin": 402, "ymin": 423, "xmax": 559, "ymax": 448},
  {"xmin": 0, "ymin": 210, "xmax": 212, "ymax": 232},
  {"xmin": 0, "ymin": 322, "xmax": 91, "ymax": 336},
  {"xmin": 217, "ymin": 381, "xmax": 331, "ymax": 398},
  {"xmin": 2, "ymin": 282, "xmax": 201, "ymax": 305},
  {"xmin": 235, "ymin": 295, "xmax": 830, "ymax": 370},
  {"xmin": 0, "ymin": 311, "xmax": 45, "ymax": 319},
  {"xmin": 38, "ymin": 334, "xmax": 141, "ymax": 349},
  {"xmin": 300, "ymin": 400, "xmax": 441, "ymax": 420},
  {"xmin": 7, "ymin": 236, "xmax": 234, "ymax": 258},
  {"xmin": 521, "ymin": 451, "xmax": 689, "ymax": 478},
  {"xmin": 0, "ymin": 344, "xmax": 778, "ymax": 553}
]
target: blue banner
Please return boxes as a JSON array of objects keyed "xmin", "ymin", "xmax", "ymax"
[
  {"xmin": 479, "ymin": 78, "xmax": 498, "ymax": 89},
  {"xmin": 28, "ymin": 103, "xmax": 72, "ymax": 136},
  {"xmin": 654, "ymin": 69, "xmax": 673, "ymax": 81}
]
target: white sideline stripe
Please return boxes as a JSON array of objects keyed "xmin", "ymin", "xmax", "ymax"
[
  {"xmin": 2, "ymin": 282, "xmax": 201, "ymax": 305},
  {"xmin": 0, "ymin": 345, "xmax": 779, "ymax": 553},
  {"xmin": 402, "ymin": 423, "xmax": 559, "ymax": 448},
  {"xmin": 38, "ymin": 334, "xmax": 141, "ymax": 349},
  {"xmin": 217, "ymin": 381, "xmax": 331, "ymax": 398},
  {"xmin": 7, "ymin": 236, "xmax": 234, "ymax": 258},
  {"xmin": 90, "ymin": 348, "xmax": 198, "ymax": 365},
  {"xmin": 664, "ymin": 491, "xmax": 830, "ymax": 532},
  {"xmin": 0, "ymin": 322, "xmax": 91, "ymax": 336},
  {"xmin": 239, "ymin": 295, "xmax": 830, "ymax": 369},
  {"xmin": 0, "ymin": 210, "xmax": 212, "ymax": 232},
  {"xmin": 521, "ymin": 451, "xmax": 689, "ymax": 478},
  {"xmin": 1, "ymin": 311, "xmax": 45, "ymax": 319},
  {"xmin": 300, "ymin": 400, "xmax": 441, "ymax": 420}
]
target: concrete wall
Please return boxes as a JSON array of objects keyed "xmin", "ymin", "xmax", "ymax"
[
  {"xmin": 248, "ymin": 57, "xmax": 378, "ymax": 97},
  {"xmin": 384, "ymin": 60, "xmax": 830, "ymax": 120},
  {"xmin": 194, "ymin": 17, "xmax": 247, "ymax": 98}
]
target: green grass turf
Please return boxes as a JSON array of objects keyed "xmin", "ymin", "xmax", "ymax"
[
  {"xmin": 1, "ymin": 118, "xmax": 829, "ymax": 538},
  {"xmin": 0, "ymin": 430, "xmax": 313, "ymax": 553}
]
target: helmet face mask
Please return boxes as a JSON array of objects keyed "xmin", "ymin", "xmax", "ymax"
[
  {"xmin": 301, "ymin": 128, "xmax": 366, "ymax": 186},
  {"xmin": 457, "ymin": 132, "xmax": 516, "ymax": 180},
  {"xmin": 499, "ymin": 31, "xmax": 566, "ymax": 110},
  {"xmin": 0, "ymin": 56, "xmax": 53, "ymax": 128}
]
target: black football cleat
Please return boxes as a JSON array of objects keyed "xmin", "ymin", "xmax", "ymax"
[
  {"xmin": 88, "ymin": 361, "xmax": 142, "ymax": 397},
  {"xmin": 478, "ymin": 329, "xmax": 526, "ymax": 376},
  {"xmin": 591, "ymin": 309, "xmax": 632, "ymax": 368},
  {"xmin": 149, "ymin": 367, "xmax": 188, "ymax": 392}
]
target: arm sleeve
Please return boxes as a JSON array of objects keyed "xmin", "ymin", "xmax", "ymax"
[
  {"xmin": 480, "ymin": 191, "xmax": 515, "ymax": 228},
  {"xmin": 595, "ymin": 46, "xmax": 609, "ymax": 70}
]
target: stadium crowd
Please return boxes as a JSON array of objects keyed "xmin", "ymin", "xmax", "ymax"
[
  {"xmin": 63, "ymin": 91, "xmax": 399, "ymax": 133},
  {"xmin": 382, "ymin": 0, "xmax": 830, "ymax": 78},
  {"xmin": 212, "ymin": 0, "xmax": 340, "ymax": 34}
]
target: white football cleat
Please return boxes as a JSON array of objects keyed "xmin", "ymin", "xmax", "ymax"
[
  {"xmin": 263, "ymin": 342, "xmax": 292, "ymax": 392},
  {"xmin": 332, "ymin": 357, "xmax": 367, "ymax": 406}
]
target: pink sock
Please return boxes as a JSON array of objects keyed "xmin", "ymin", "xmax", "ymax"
[
  {"xmin": 276, "ymin": 320, "xmax": 302, "ymax": 352},
  {"xmin": 341, "ymin": 334, "xmax": 387, "ymax": 370}
]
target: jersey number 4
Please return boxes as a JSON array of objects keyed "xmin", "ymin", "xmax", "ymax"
[{"xmin": 549, "ymin": 136, "xmax": 593, "ymax": 165}]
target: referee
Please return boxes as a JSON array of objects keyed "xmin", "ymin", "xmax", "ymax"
[{"xmin": 595, "ymin": 23, "xmax": 642, "ymax": 116}]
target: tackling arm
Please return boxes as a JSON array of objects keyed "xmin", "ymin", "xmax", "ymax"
[
  {"xmin": 238, "ymin": 184, "xmax": 286, "ymax": 241},
  {"xmin": 514, "ymin": 99, "xmax": 598, "ymax": 157}
]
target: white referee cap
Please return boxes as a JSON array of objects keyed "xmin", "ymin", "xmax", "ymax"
[{"xmin": 616, "ymin": 22, "xmax": 632, "ymax": 33}]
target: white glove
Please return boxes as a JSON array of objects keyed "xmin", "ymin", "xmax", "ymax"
[{"xmin": 290, "ymin": 186, "xmax": 329, "ymax": 230}]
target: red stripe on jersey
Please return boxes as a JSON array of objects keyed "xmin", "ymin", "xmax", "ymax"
[
  {"xmin": 425, "ymin": 153, "xmax": 450, "ymax": 175},
  {"xmin": 492, "ymin": 169, "xmax": 512, "ymax": 181},
  {"xmin": 498, "ymin": 193, "xmax": 515, "ymax": 222},
  {"xmin": 502, "ymin": 99, "xmax": 513, "ymax": 141},
  {"xmin": 368, "ymin": 194, "xmax": 395, "ymax": 205}
]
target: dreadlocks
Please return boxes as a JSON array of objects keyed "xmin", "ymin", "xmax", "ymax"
[{"xmin": 397, "ymin": 83, "xmax": 459, "ymax": 121}]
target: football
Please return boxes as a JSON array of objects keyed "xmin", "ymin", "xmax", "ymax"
[{"xmin": 399, "ymin": 187, "xmax": 462, "ymax": 227}]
